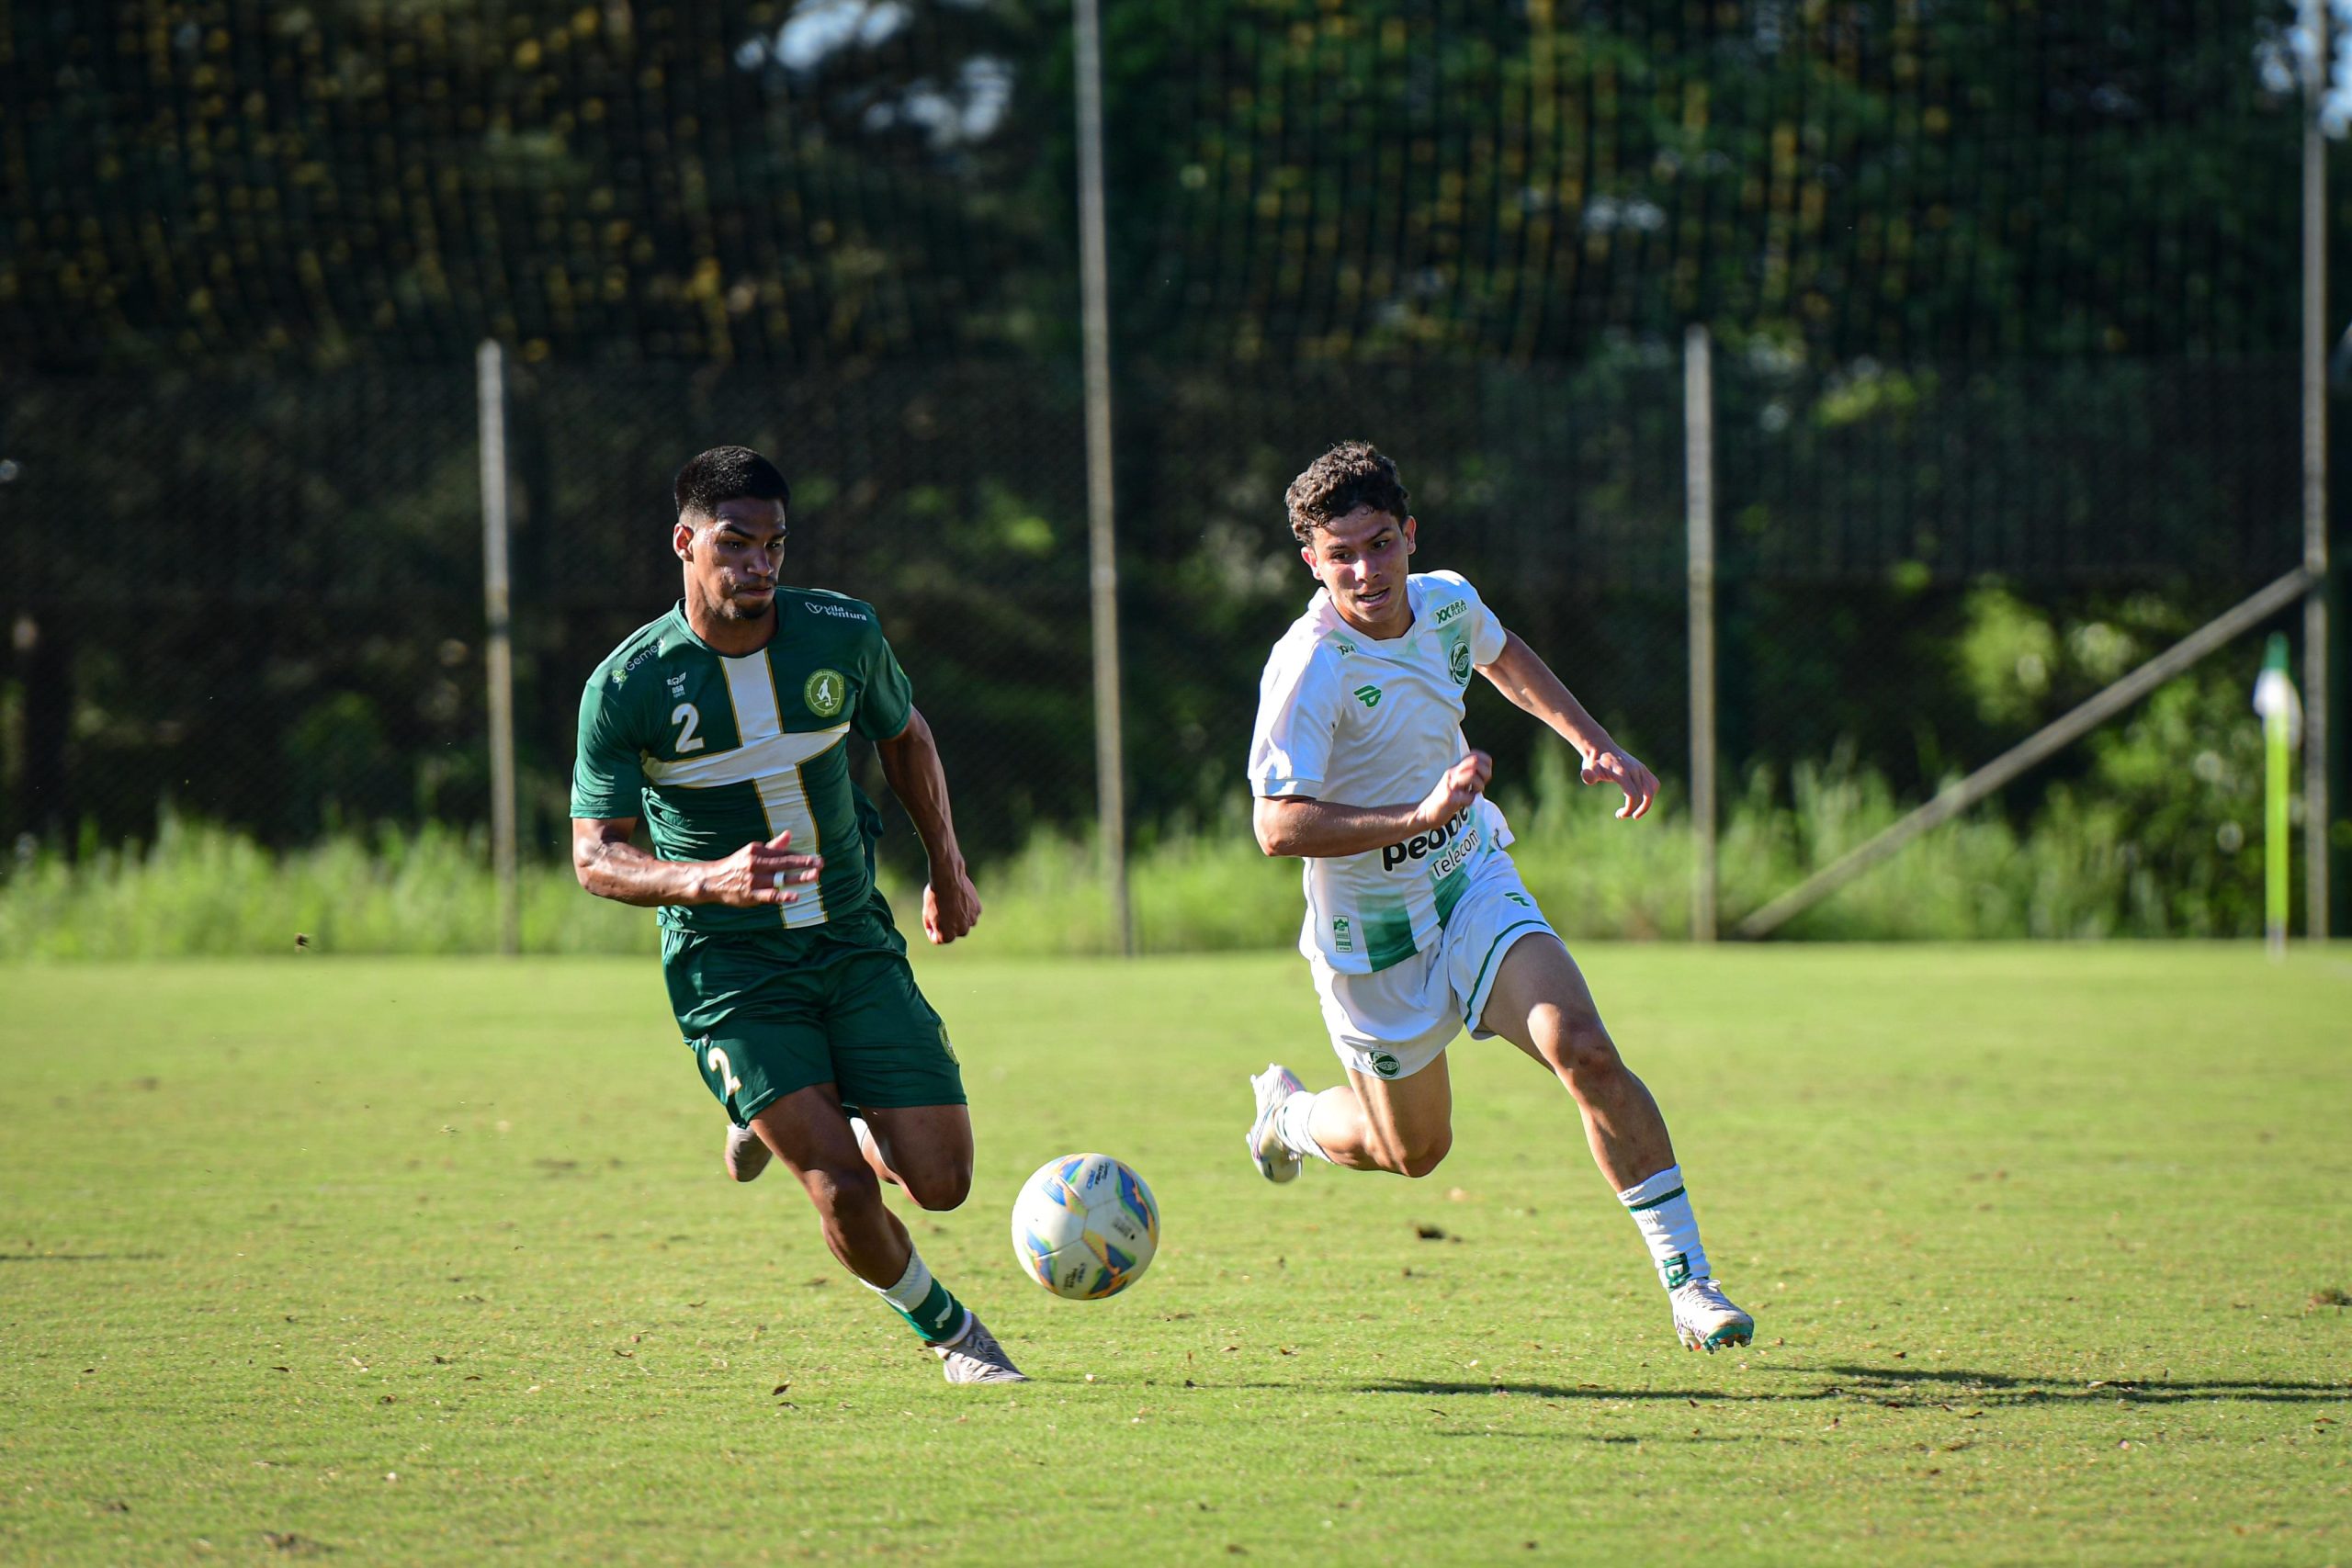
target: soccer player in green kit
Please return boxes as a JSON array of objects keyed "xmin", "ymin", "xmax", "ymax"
[{"xmin": 571, "ymin": 446, "xmax": 1025, "ymax": 1384}]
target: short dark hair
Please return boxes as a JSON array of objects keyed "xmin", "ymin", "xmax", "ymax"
[
  {"xmin": 1283, "ymin": 441, "xmax": 1408, "ymax": 543},
  {"xmin": 673, "ymin": 445, "xmax": 790, "ymax": 521}
]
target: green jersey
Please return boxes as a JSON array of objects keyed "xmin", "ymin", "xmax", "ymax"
[{"xmin": 571, "ymin": 592, "xmax": 915, "ymax": 934}]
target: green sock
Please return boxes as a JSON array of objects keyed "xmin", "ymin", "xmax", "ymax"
[{"xmin": 867, "ymin": 1248, "xmax": 968, "ymax": 1343}]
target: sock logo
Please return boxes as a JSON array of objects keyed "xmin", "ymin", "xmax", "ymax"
[{"xmin": 1661, "ymin": 1252, "xmax": 1692, "ymax": 1291}]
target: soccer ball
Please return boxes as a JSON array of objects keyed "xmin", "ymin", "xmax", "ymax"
[{"xmin": 1010, "ymin": 1152, "xmax": 1160, "ymax": 1300}]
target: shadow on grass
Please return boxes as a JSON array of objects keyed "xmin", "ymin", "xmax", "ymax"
[
  {"xmin": 1362, "ymin": 1365, "xmax": 2350, "ymax": 1408},
  {"xmin": 1784, "ymin": 1363, "xmax": 2352, "ymax": 1407}
]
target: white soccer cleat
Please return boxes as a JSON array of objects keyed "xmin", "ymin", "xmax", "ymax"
[
  {"xmin": 1670, "ymin": 1278, "xmax": 1755, "ymax": 1353},
  {"xmin": 932, "ymin": 1313, "xmax": 1028, "ymax": 1384},
  {"xmin": 723, "ymin": 1122, "xmax": 772, "ymax": 1183},
  {"xmin": 1246, "ymin": 1063, "xmax": 1307, "ymax": 1184}
]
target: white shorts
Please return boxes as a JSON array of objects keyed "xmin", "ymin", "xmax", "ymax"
[{"xmin": 1307, "ymin": 855, "xmax": 1559, "ymax": 1083}]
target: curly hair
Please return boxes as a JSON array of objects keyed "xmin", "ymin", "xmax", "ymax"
[{"xmin": 1282, "ymin": 441, "xmax": 1408, "ymax": 543}]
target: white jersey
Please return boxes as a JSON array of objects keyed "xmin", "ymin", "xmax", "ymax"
[{"xmin": 1248, "ymin": 570, "xmax": 1513, "ymax": 974}]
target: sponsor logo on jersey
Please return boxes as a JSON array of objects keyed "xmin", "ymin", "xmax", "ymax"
[
  {"xmin": 1332, "ymin": 917, "xmax": 1354, "ymax": 953},
  {"xmin": 1352, "ymin": 684, "xmax": 1383, "ymax": 708},
  {"xmin": 613, "ymin": 642, "xmax": 662, "ymax": 684},
  {"xmin": 804, "ymin": 601, "xmax": 869, "ymax": 621},
  {"xmin": 1381, "ymin": 803, "xmax": 1476, "ymax": 872},
  {"xmin": 1432, "ymin": 600, "xmax": 1466, "ymax": 626},
  {"xmin": 1427, "ymin": 816, "xmax": 1483, "ymax": 883},
  {"xmin": 804, "ymin": 668, "xmax": 847, "ymax": 717},
  {"xmin": 1448, "ymin": 641, "xmax": 1472, "ymax": 685}
]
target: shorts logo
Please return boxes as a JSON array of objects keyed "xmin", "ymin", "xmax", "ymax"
[
  {"xmin": 1332, "ymin": 917, "xmax": 1354, "ymax": 953},
  {"xmin": 1353, "ymin": 684, "xmax": 1383, "ymax": 708},
  {"xmin": 1448, "ymin": 642, "xmax": 1472, "ymax": 685},
  {"xmin": 804, "ymin": 668, "xmax": 847, "ymax": 717},
  {"xmin": 1367, "ymin": 1048, "xmax": 1402, "ymax": 1079}
]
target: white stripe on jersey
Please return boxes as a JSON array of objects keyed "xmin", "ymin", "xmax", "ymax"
[{"xmin": 642, "ymin": 655, "xmax": 848, "ymax": 930}]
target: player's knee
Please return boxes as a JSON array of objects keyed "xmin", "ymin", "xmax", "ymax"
[
  {"xmin": 799, "ymin": 1161, "xmax": 884, "ymax": 1220},
  {"xmin": 1396, "ymin": 1129, "xmax": 1453, "ymax": 1179},
  {"xmin": 1549, "ymin": 1012, "xmax": 1623, "ymax": 1081},
  {"xmin": 900, "ymin": 1161, "xmax": 972, "ymax": 1213}
]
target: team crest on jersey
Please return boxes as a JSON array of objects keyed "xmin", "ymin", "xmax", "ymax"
[
  {"xmin": 1448, "ymin": 642, "xmax": 1472, "ymax": 685},
  {"xmin": 804, "ymin": 668, "xmax": 847, "ymax": 717}
]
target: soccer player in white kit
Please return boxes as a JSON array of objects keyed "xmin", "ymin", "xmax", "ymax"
[{"xmin": 1244, "ymin": 441, "xmax": 1754, "ymax": 1353}]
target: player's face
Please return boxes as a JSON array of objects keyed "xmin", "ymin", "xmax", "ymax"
[
  {"xmin": 1302, "ymin": 504, "xmax": 1417, "ymax": 638},
  {"xmin": 678, "ymin": 498, "xmax": 786, "ymax": 622}
]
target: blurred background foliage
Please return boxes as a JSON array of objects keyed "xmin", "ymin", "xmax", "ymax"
[{"xmin": 1, "ymin": 0, "xmax": 2339, "ymax": 940}]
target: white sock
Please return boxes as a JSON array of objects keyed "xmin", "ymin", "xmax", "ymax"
[
  {"xmin": 1273, "ymin": 1089, "xmax": 1338, "ymax": 1164},
  {"xmin": 869, "ymin": 1247, "xmax": 935, "ymax": 1313},
  {"xmin": 1618, "ymin": 1164, "xmax": 1710, "ymax": 1291}
]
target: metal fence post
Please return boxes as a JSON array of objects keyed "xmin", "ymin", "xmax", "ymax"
[
  {"xmin": 2302, "ymin": 13, "xmax": 2333, "ymax": 941},
  {"xmin": 477, "ymin": 342, "xmax": 521, "ymax": 957},
  {"xmin": 1073, "ymin": 0, "xmax": 1132, "ymax": 955},
  {"xmin": 1685, "ymin": 325, "xmax": 1719, "ymax": 942}
]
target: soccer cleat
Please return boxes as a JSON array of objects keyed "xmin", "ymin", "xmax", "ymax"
[
  {"xmin": 723, "ymin": 1122, "xmax": 773, "ymax": 1183},
  {"xmin": 931, "ymin": 1313, "xmax": 1028, "ymax": 1384},
  {"xmin": 1670, "ymin": 1278, "xmax": 1755, "ymax": 1353},
  {"xmin": 1246, "ymin": 1063, "xmax": 1307, "ymax": 1184}
]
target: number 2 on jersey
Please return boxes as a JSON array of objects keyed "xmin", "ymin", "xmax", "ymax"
[
  {"xmin": 706, "ymin": 1043, "xmax": 743, "ymax": 1107},
  {"xmin": 671, "ymin": 702, "xmax": 706, "ymax": 754}
]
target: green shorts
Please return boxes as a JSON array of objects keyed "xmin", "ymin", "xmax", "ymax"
[{"xmin": 660, "ymin": 899, "xmax": 964, "ymax": 1127}]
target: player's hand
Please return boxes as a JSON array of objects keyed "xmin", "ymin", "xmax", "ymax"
[
  {"xmin": 1582, "ymin": 746, "xmax": 1657, "ymax": 820},
  {"xmin": 700, "ymin": 831, "xmax": 824, "ymax": 907},
  {"xmin": 922, "ymin": 856, "xmax": 982, "ymax": 945},
  {"xmin": 1412, "ymin": 750, "xmax": 1493, "ymax": 833}
]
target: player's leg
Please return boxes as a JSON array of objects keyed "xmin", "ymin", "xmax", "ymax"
[
  {"xmin": 823, "ymin": 936, "xmax": 1023, "ymax": 1382},
  {"xmin": 1306, "ymin": 1058, "xmax": 1455, "ymax": 1176},
  {"xmin": 747, "ymin": 1085, "xmax": 1015, "ymax": 1380},
  {"xmin": 747, "ymin": 1082, "xmax": 920, "ymax": 1286},
  {"xmin": 1476, "ymin": 928, "xmax": 1752, "ymax": 1352},
  {"xmin": 1251, "ymin": 950, "xmax": 1461, "ymax": 1179},
  {"xmin": 858, "ymin": 1103, "xmax": 973, "ymax": 1211},
  {"xmin": 1478, "ymin": 932, "xmax": 1671, "ymax": 1189}
]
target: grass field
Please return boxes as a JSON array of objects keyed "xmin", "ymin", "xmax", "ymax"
[{"xmin": 3, "ymin": 945, "xmax": 2347, "ymax": 1564}]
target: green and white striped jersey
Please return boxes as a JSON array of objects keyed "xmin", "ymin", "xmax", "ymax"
[
  {"xmin": 571, "ymin": 592, "xmax": 914, "ymax": 934},
  {"xmin": 1248, "ymin": 570, "xmax": 1513, "ymax": 973}
]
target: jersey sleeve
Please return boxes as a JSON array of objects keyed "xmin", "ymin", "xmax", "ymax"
[
  {"xmin": 1430, "ymin": 570, "xmax": 1508, "ymax": 665},
  {"xmin": 1465, "ymin": 583, "xmax": 1507, "ymax": 665},
  {"xmin": 1248, "ymin": 641, "xmax": 1343, "ymax": 798},
  {"xmin": 570, "ymin": 678, "xmax": 647, "ymax": 819},
  {"xmin": 854, "ymin": 617, "xmax": 916, "ymax": 741}
]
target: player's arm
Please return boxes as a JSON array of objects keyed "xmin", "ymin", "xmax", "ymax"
[
  {"xmin": 1252, "ymin": 751, "xmax": 1494, "ymax": 859},
  {"xmin": 571, "ymin": 818, "xmax": 822, "ymax": 908},
  {"xmin": 874, "ymin": 706, "xmax": 981, "ymax": 944},
  {"xmin": 1476, "ymin": 631, "xmax": 1657, "ymax": 820}
]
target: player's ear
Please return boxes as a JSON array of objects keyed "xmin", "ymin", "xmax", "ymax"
[
  {"xmin": 1401, "ymin": 514, "xmax": 1418, "ymax": 555},
  {"xmin": 673, "ymin": 517, "xmax": 697, "ymax": 562}
]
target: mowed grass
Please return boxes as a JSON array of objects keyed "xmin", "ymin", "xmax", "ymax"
[{"xmin": 1, "ymin": 946, "xmax": 2347, "ymax": 1565}]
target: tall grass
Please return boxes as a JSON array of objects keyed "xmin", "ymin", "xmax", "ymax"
[{"xmin": 1, "ymin": 750, "xmax": 2227, "ymax": 958}]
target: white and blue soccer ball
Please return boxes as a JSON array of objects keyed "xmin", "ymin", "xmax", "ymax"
[{"xmin": 1010, "ymin": 1152, "xmax": 1159, "ymax": 1300}]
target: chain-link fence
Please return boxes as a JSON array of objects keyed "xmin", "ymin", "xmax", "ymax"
[
  {"xmin": 0, "ymin": 352, "xmax": 2307, "ymax": 872},
  {"xmin": 0, "ymin": 0, "xmax": 2339, "ymax": 931}
]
